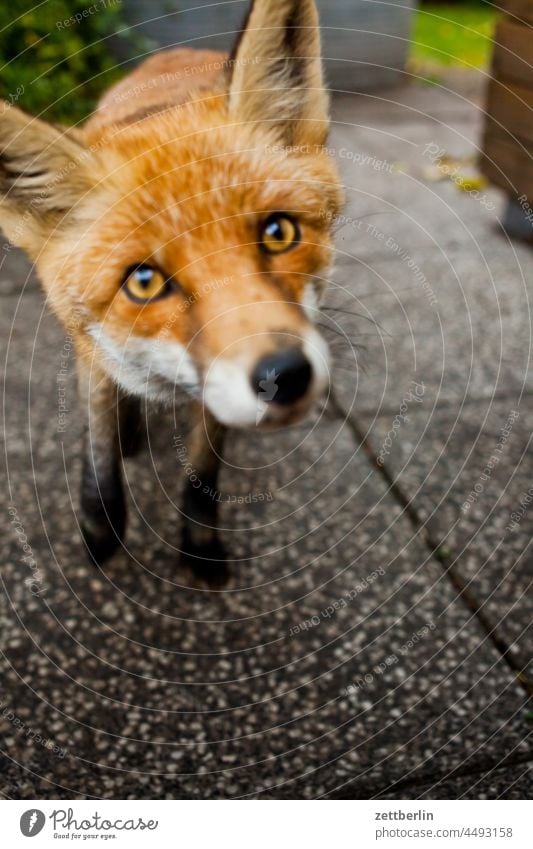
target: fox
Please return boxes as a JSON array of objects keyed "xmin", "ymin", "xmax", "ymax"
[{"xmin": 0, "ymin": 0, "xmax": 344, "ymax": 568}]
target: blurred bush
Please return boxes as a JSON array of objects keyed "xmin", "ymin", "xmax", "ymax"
[{"xmin": 0, "ymin": 0, "xmax": 131, "ymax": 124}]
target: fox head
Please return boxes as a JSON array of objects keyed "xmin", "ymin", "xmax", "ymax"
[{"xmin": 0, "ymin": 0, "xmax": 343, "ymax": 429}]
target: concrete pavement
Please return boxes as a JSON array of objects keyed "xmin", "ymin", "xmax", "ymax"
[{"xmin": 0, "ymin": 69, "xmax": 531, "ymax": 799}]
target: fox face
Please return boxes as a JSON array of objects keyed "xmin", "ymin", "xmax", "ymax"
[
  {"xmin": 0, "ymin": 0, "xmax": 343, "ymax": 430},
  {"xmin": 77, "ymin": 118, "xmax": 341, "ymax": 428}
]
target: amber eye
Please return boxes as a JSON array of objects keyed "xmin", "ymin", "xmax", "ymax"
[
  {"xmin": 123, "ymin": 264, "xmax": 170, "ymax": 303},
  {"xmin": 261, "ymin": 214, "xmax": 300, "ymax": 255}
]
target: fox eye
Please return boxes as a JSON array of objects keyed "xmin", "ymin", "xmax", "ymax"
[
  {"xmin": 123, "ymin": 264, "xmax": 170, "ymax": 302},
  {"xmin": 260, "ymin": 214, "xmax": 300, "ymax": 255}
]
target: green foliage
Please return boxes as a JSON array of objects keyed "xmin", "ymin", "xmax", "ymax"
[
  {"xmin": 411, "ymin": 3, "xmax": 500, "ymax": 69},
  {"xmin": 0, "ymin": 0, "xmax": 133, "ymax": 124}
]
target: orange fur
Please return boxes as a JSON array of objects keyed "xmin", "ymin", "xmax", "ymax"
[
  {"xmin": 0, "ymin": 0, "xmax": 344, "ymax": 419},
  {"xmin": 0, "ymin": 0, "xmax": 346, "ymax": 562}
]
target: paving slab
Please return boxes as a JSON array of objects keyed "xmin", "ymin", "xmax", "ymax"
[
  {"xmin": 0, "ymin": 291, "xmax": 531, "ymax": 799},
  {"xmin": 356, "ymin": 399, "xmax": 533, "ymax": 683},
  {"xmin": 332, "ymin": 69, "xmax": 490, "ymax": 125},
  {"xmin": 325, "ymin": 75, "xmax": 533, "ymax": 693},
  {"xmin": 0, "ymin": 245, "xmax": 39, "ymax": 296},
  {"xmin": 327, "ymin": 238, "xmax": 532, "ymax": 419},
  {"xmin": 330, "ymin": 98, "xmax": 502, "ymax": 262},
  {"xmin": 328, "ymin": 77, "xmax": 532, "ymax": 417}
]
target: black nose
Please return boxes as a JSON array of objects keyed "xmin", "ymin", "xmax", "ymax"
[{"xmin": 251, "ymin": 348, "xmax": 313, "ymax": 406}]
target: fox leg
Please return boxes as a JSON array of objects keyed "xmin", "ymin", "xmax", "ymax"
[
  {"xmin": 77, "ymin": 358, "xmax": 127, "ymax": 565},
  {"xmin": 118, "ymin": 393, "xmax": 144, "ymax": 458},
  {"xmin": 181, "ymin": 404, "xmax": 227, "ymax": 564}
]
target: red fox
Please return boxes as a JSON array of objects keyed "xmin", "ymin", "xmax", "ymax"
[{"xmin": 0, "ymin": 0, "xmax": 343, "ymax": 567}]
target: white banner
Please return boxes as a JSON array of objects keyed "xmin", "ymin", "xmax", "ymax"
[{"xmin": 1, "ymin": 800, "xmax": 532, "ymax": 848}]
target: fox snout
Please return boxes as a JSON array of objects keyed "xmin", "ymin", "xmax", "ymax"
[
  {"xmin": 251, "ymin": 346, "xmax": 320, "ymax": 427},
  {"xmin": 252, "ymin": 347, "xmax": 312, "ymax": 406},
  {"xmin": 202, "ymin": 326, "xmax": 330, "ymax": 429}
]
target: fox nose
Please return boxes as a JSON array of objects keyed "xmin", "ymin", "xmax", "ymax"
[{"xmin": 251, "ymin": 348, "xmax": 313, "ymax": 406}]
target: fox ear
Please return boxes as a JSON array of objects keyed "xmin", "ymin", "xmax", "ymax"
[
  {"xmin": 228, "ymin": 0, "xmax": 329, "ymax": 147},
  {"xmin": 0, "ymin": 104, "xmax": 93, "ymax": 255}
]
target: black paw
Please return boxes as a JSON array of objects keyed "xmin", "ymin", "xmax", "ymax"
[
  {"xmin": 80, "ymin": 511, "xmax": 126, "ymax": 566},
  {"xmin": 181, "ymin": 525, "xmax": 227, "ymax": 564},
  {"xmin": 180, "ymin": 525, "xmax": 229, "ymax": 586}
]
